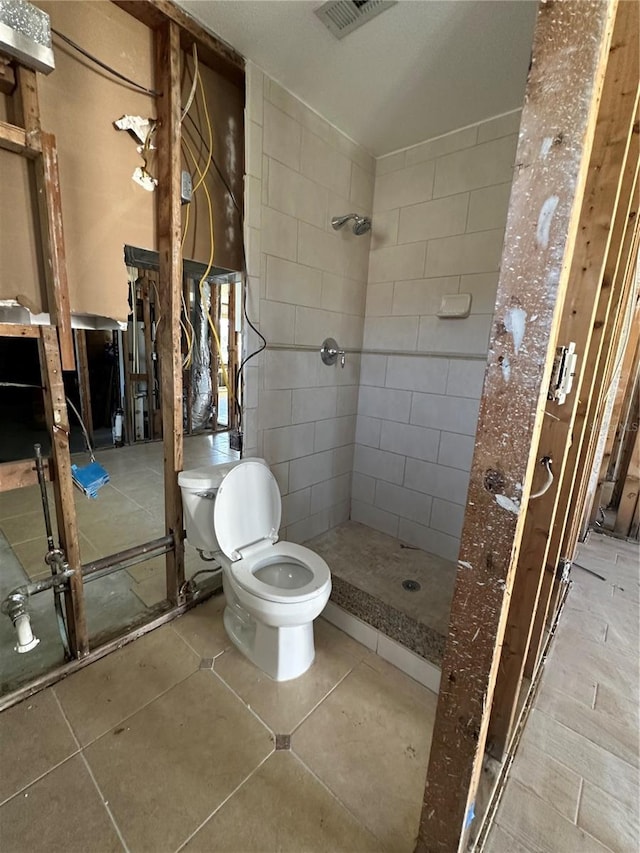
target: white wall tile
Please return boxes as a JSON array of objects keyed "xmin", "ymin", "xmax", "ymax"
[
  {"xmin": 358, "ymin": 385, "xmax": 412, "ymax": 423},
  {"xmin": 260, "ymin": 299, "xmax": 296, "ymax": 343},
  {"xmin": 438, "ymin": 431, "xmax": 475, "ymax": 472},
  {"xmin": 332, "ymin": 443, "xmax": 354, "ymax": 476},
  {"xmin": 353, "ymin": 444, "xmax": 405, "ymax": 485},
  {"xmin": 337, "ymin": 385, "xmax": 359, "ymax": 416},
  {"xmin": 417, "ymin": 315, "xmax": 492, "ymax": 355},
  {"xmin": 245, "ymin": 63, "xmax": 264, "ymax": 126},
  {"xmin": 375, "ymin": 150, "xmax": 406, "ymax": 177},
  {"xmin": 411, "ymin": 392, "xmax": 481, "ymax": 435},
  {"xmin": 460, "ymin": 273, "xmax": 499, "ymax": 314},
  {"xmin": 311, "ymin": 473, "xmax": 351, "ymax": 514},
  {"xmin": 430, "ymin": 497, "xmax": 465, "ymax": 539},
  {"xmin": 368, "ymin": 242, "xmax": 426, "ymax": 283},
  {"xmin": 365, "ymin": 282, "xmax": 394, "ymax": 317},
  {"xmin": 350, "ymin": 162, "xmax": 375, "ymax": 210},
  {"xmin": 287, "ymin": 508, "xmax": 330, "ymax": 543},
  {"xmin": 374, "ymin": 159, "xmax": 435, "ymax": 211},
  {"xmin": 314, "ymin": 415, "xmax": 357, "ymax": 452},
  {"xmin": 329, "ymin": 500, "xmax": 350, "ymax": 528},
  {"xmin": 351, "ymin": 471, "xmax": 376, "ymax": 504},
  {"xmin": 264, "ymin": 350, "xmax": 318, "ymax": 390},
  {"xmin": 360, "ymin": 354, "xmax": 387, "ymax": 386},
  {"xmin": 405, "ymin": 125, "xmax": 478, "ymax": 166},
  {"xmin": 398, "ymin": 518, "xmax": 460, "ymax": 562},
  {"xmin": 258, "ymin": 389, "xmax": 292, "ymax": 429},
  {"xmin": 477, "ymin": 110, "xmax": 522, "ymax": 143},
  {"xmin": 263, "ymin": 101, "xmax": 301, "ymax": 170},
  {"xmin": 289, "ymin": 450, "xmax": 333, "ymax": 492},
  {"xmin": 385, "ymin": 355, "xmax": 448, "ymax": 394},
  {"xmin": 466, "ymin": 181, "xmax": 512, "ymax": 234},
  {"xmin": 403, "ymin": 459, "xmax": 470, "ymax": 505},
  {"xmin": 446, "ymin": 359, "xmax": 486, "ymax": 398},
  {"xmin": 263, "ymin": 422, "xmax": 316, "ymax": 464},
  {"xmin": 262, "ymin": 207, "xmax": 298, "ymax": 261},
  {"xmin": 351, "ymin": 500, "xmax": 399, "ymax": 537},
  {"xmin": 294, "ymin": 306, "xmax": 344, "ymax": 346},
  {"xmin": 246, "ymin": 120, "xmax": 263, "ymax": 179},
  {"xmin": 268, "ymin": 159, "xmax": 328, "ymax": 229},
  {"xmin": 281, "ymin": 488, "xmax": 311, "ymax": 527},
  {"xmin": 433, "ymin": 135, "xmax": 517, "ymax": 198},
  {"xmin": 425, "ymin": 229, "xmax": 505, "ymax": 277},
  {"xmin": 374, "ymin": 481, "xmax": 432, "ymax": 527},
  {"xmin": 265, "ymin": 255, "xmax": 322, "ymax": 307},
  {"xmin": 321, "ymin": 272, "xmax": 366, "ymax": 317},
  {"xmin": 363, "ymin": 316, "xmax": 419, "ymax": 351},
  {"xmin": 391, "ymin": 277, "xmax": 459, "ymax": 318},
  {"xmin": 398, "ymin": 194, "xmax": 469, "ymax": 244},
  {"xmin": 379, "ymin": 421, "xmax": 440, "ymax": 463},
  {"xmin": 301, "ymin": 128, "xmax": 352, "ymax": 195},
  {"xmin": 355, "ymin": 414, "xmax": 382, "ymax": 448},
  {"xmin": 271, "ymin": 461, "xmax": 289, "ymax": 495},
  {"xmin": 370, "ymin": 209, "xmax": 399, "ymax": 250},
  {"xmin": 292, "ymin": 386, "xmax": 337, "ymax": 424}
]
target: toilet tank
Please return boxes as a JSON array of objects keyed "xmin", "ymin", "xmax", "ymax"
[
  {"xmin": 178, "ymin": 459, "xmax": 269, "ymax": 552},
  {"xmin": 178, "ymin": 461, "xmax": 241, "ymax": 552}
]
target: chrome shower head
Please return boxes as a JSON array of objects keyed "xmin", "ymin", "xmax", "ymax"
[{"xmin": 331, "ymin": 213, "xmax": 372, "ymax": 236}]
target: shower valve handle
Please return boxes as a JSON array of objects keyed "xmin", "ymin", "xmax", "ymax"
[{"xmin": 320, "ymin": 338, "xmax": 345, "ymax": 368}]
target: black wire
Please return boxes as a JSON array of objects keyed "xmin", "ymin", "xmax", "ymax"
[
  {"xmin": 184, "ymin": 114, "xmax": 267, "ymax": 434},
  {"xmin": 52, "ymin": 28, "xmax": 161, "ymax": 98}
]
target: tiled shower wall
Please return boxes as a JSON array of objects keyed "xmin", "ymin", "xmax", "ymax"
[
  {"xmin": 243, "ymin": 63, "xmax": 374, "ymax": 543},
  {"xmin": 352, "ymin": 111, "xmax": 521, "ymax": 561}
]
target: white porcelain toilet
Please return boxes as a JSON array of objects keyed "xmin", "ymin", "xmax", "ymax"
[{"xmin": 178, "ymin": 458, "xmax": 331, "ymax": 681}]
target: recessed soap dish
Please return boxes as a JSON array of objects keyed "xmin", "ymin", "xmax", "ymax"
[{"xmin": 437, "ymin": 293, "xmax": 472, "ymax": 318}]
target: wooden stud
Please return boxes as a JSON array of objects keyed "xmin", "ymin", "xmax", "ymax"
[
  {"xmin": 142, "ymin": 276, "xmax": 155, "ymax": 440},
  {"xmin": 613, "ymin": 405, "xmax": 640, "ymax": 535},
  {"xmin": 156, "ymin": 20, "xmax": 185, "ymax": 605},
  {"xmin": 486, "ymin": 2, "xmax": 639, "ymax": 761},
  {"xmin": 0, "ymin": 57, "xmax": 16, "ymax": 95},
  {"xmin": 417, "ymin": 4, "xmax": 617, "ymax": 850},
  {"xmin": 0, "ymin": 119, "xmax": 39, "ymax": 156},
  {"xmin": 38, "ymin": 325, "xmax": 89, "ymax": 657},
  {"xmin": 74, "ymin": 330, "xmax": 94, "ymax": 445},
  {"xmin": 0, "ymin": 458, "xmax": 52, "ymax": 492},
  {"xmin": 0, "ymin": 323, "xmax": 40, "ymax": 338}
]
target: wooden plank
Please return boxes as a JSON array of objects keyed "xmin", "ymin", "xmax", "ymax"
[
  {"xmin": 614, "ymin": 408, "xmax": 640, "ymax": 535},
  {"xmin": 0, "ymin": 57, "xmax": 15, "ymax": 95},
  {"xmin": 0, "ymin": 323, "xmax": 40, "ymax": 338},
  {"xmin": 141, "ymin": 277, "xmax": 155, "ymax": 440},
  {"xmin": 486, "ymin": 2, "xmax": 639, "ymax": 761},
  {"xmin": 156, "ymin": 20, "xmax": 185, "ymax": 605},
  {"xmin": 35, "ymin": 133, "xmax": 75, "ymax": 371},
  {"xmin": 14, "ymin": 66, "xmax": 41, "ymax": 142},
  {"xmin": 38, "ymin": 326, "xmax": 88, "ymax": 657},
  {"xmin": 0, "ymin": 119, "xmax": 39, "ymax": 157},
  {"xmin": 416, "ymin": 3, "xmax": 617, "ymax": 850},
  {"xmin": 525, "ymin": 180, "xmax": 640, "ymax": 676},
  {"xmin": 113, "ymin": 0, "xmax": 244, "ymax": 88},
  {"xmin": 74, "ymin": 330, "xmax": 94, "ymax": 444},
  {"xmin": 0, "ymin": 458, "xmax": 52, "ymax": 493}
]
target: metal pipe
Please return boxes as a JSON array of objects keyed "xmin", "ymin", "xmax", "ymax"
[
  {"xmin": 81, "ymin": 535, "xmax": 175, "ymax": 582},
  {"xmin": 34, "ymin": 444, "xmax": 55, "ymax": 551},
  {"xmin": 266, "ymin": 343, "xmax": 488, "ymax": 361}
]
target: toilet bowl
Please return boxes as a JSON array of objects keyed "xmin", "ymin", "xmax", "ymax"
[{"xmin": 178, "ymin": 458, "xmax": 331, "ymax": 681}]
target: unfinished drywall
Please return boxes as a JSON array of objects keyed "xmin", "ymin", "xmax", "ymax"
[
  {"xmin": 242, "ymin": 64, "xmax": 374, "ymax": 542},
  {"xmin": 353, "ymin": 111, "xmax": 521, "ymax": 560},
  {"xmin": 0, "ymin": 1, "xmax": 243, "ymax": 322}
]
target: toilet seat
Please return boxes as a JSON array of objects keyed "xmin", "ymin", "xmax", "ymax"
[{"xmin": 230, "ymin": 541, "xmax": 331, "ymax": 605}]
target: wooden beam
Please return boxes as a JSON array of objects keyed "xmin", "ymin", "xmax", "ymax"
[
  {"xmin": 113, "ymin": 0, "xmax": 244, "ymax": 88},
  {"xmin": 74, "ymin": 330, "xmax": 94, "ymax": 444},
  {"xmin": 613, "ymin": 399, "xmax": 640, "ymax": 535},
  {"xmin": 0, "ymin": 56, "xmax": 16, "ymax": 95},
  {"xmin": 0, "ymin": 458, "xmax": 52, "ymax": 493},
  {"xmin": 486, "ymin": 1, "xmax": 639, "ymax": 761},
  {"xmin": 156, "ymin": 20, "xmax": 185, "ymax": 605},
  {"xmin": 141, "ymin": 277, "xmax": 155, "ymax": 440},
  {"xmin": 0, "ymin": 323, "xmax": 40, "ymax": 338},
  {"xmin": 38, "ymin": 325, "xmax": 88, "ymax": 657},
  {"xmin": 416, "ymin": 3, "xmax": 617, "ymax": 850},
  {"xmin": 0, "ymin": 119, "xmax": 40, "ymax": 157}
]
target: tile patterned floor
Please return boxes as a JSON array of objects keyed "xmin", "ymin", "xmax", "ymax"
[
  {"xmin": 0, "ymin": 601, "xmax": 437, "ymax": 853},
  {"xmin": 483, "ymin": 533, "xmax": 640, "ymax": 853}
]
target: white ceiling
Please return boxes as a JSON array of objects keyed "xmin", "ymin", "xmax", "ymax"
[{"xmin": 177, "ymin": 0, "xmax": 538, "ymax": 157}]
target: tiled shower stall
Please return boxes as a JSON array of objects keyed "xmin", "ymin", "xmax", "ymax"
[{"xmin": 242, "ymin": 62, "xmax": 521, "ymax": 663}]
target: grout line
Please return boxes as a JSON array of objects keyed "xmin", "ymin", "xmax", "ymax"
[
  {"xmin": 574, "ymin": 776, "xmax": 584, "ymax": 825},
  {"xmin": 173, "ymin": 750, "xmax": 274, "ymax": 853},
  {"xmin": 289, "ymin": 663, "xmax": 357, "ymax": 737},
  {"xmin": 0, "ymin": 748, "xmax": 81, "ymax": 808},
  {"xmin": 52, "ymin": 691, "xmax": 131, "ymax": 853},
  {"xmin": 208, "ymin": 666, "xmax": 276, "ymax": 737},
  {"xmin": 591, "ymin": 682, "xmax": 598, "ymax": 711}
]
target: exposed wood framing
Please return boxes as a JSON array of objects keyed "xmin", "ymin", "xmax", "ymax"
[
  {"xmin": 0, "ymin": 119, "xmax": 39, "ymax": 156},
  {"xmin": 615, "ymin": 422, "xmax": 640, "ymax": 535},
  {"xmin": 525, "ymin": 155, "xmax": 639, "ymax": 677},
  {"xmin": 211, "ymin": 282, "xmax": 220, "ymax": 429},
  {"xmin": 38, "ymin": 325, "xmax": 88, "ymax": 657},
  {"xmin": 0, "ymin": 323, "xmax": 40, "ymax": 338},
  {"xmin": 142, "ymin": 276, "xmax": 156, "ymax": 440},
  {"xmin": 74, "ymin": 330, "xmax": 94, "ymax": 445},
  {"xmin": 416, "ymin": 3, "xmax": 617, "ymax": 850},
  {"xmin": 114, "ymin": 0, "xmax": 244, "ymax": 87},
  {"xmin": 156, "ymin": 19, "xmax": 185, "ymax": 605},
  {"xmin": 0, "ymin": 458, "xmax": 52, "ymax": 493},
  {"xmin": 486, "ymin": 1, "xmax": 639, "ymax": 761},
  {"xmin": 0, "ymin": 56, "xmax": 16, "ymax": 94}
]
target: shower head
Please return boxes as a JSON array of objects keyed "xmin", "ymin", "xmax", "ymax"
[{"xmin": 331, "ymin": 213, "xmax": 372, "ymax": 236}]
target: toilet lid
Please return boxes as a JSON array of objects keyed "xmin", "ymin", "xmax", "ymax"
[{"xmin": 213, "ymin": 460, "xmax": 282, "ymax": 560}]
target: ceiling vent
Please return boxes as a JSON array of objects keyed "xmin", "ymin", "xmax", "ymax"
[{"xmin": 314, "ymin": 0, "xmax": 397, "ymax": 40}]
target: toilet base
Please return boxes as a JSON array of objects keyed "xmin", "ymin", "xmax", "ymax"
[{"xmin": 223, "ymin": 601, "xmax": 315, "ymax": 681}]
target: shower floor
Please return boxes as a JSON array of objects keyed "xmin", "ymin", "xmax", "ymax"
[{"xmin": 308, "ymin": 521, "xmax": 456, "ymax": 666}]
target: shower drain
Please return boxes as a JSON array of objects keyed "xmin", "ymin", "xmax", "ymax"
[{"xmin": 402, "ymin": 579, "xmax": 421, "ymax": 592}]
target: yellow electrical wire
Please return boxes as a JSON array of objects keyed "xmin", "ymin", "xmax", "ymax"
[{"xmin": 182, "ymin": 129, "xmax": 234, "ymax": 407}]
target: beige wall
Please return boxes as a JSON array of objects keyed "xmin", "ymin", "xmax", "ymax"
[
  {"xmin": 0, "ymin": 1, "xmax": 243, "ymax": 322},
  {"xmin": 243, "ymin": 64, "xmax": 374, "ymax": 543},
  {"xmin": 353, "ymin": 111, "xmax": 521, "ymax": 560}
]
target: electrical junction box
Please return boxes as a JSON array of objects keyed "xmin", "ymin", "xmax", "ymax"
[
  {"xmin": 437, "ymin": 293, "xmax": 472, "ymax": 318},
  {"xmin": 181, "ymin": 170, "xmax": 192, "ymax": 205},
  {"xmin": 548, "ymin": 342, "xmax": 578, "ymax": 404}
]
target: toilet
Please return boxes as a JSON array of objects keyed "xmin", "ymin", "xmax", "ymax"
[{"xmin": 178, "ymin": 458, "xmax": 331, "ymax": 681}]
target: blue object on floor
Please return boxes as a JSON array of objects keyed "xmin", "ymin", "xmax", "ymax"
[{"xmin": 71, "ymin": 461, "xmax": 110, "ymax": 499}]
